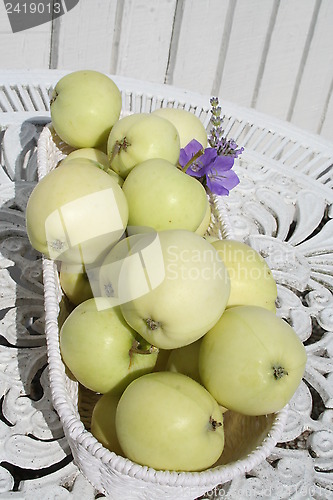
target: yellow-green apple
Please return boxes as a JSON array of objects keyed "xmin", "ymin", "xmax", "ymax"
[
  {"xmin": 50, "ymin": 70, "xmax": 122, "ymax": 148},
  {"xmin": 26, "ymin": 158, "xmax": 128, "ymax": 264},
  {"xmin": 115, "ymin": 371, "xmax": 224, "ymax": 471},
  {"xmin": 195, "ymin": 197, "xmax": 211, "ymax": 236},
  {"xmin": 59, "ymin": 262, "xmax": 93, "ymax": 305},
  {"xmin": 107, "ymin": 113, "xmax": 145, "ymax": 163},
  {"xmin": 107, "ymin": 113, "xmax": 180, "ymax": 178},
  {"xmin": 152, "ymin": 348, "xmax": 170, "ymax": 372},
  {"xmin": 204, "ymin": 235, "xmax": 220, "ymax": 243},
  {"xmin": 91, "ymin": 392, "xmax": 123, "ymax": 455},
  {"xmin": 59, "ymin": 297, "xmax": 159, "ymax": 394},
  {"xmin": 212, "ymin": 239, "xmax": 277, "ymax": 312},
  {"xmin": 61, "ymin": 147, "xmax": 123, "ymax": 186},
  {"xmin": 166, "ymin": 339, "xmax": 202, "ymax": 383},
  {"xmin": 199, "ymin": 305, "xmax": 307, "ymax": 415},
  {"xmin": 61, "ymin": 147, "xmax": 109, "ymax": 167},
  {"xmin": 120, "ymin": 229, "xmax": 230, "ymax": 349},
  {"xmin": 122, "ymin": 158, "xmax": 208, "ymax": 232},
  {"xmin": 152, "ymin": 107, "xmax": 208, "ymax": 148},
  {"xmin": 96, "ymin": 231, "xmax": 160, "ymax": 307}
]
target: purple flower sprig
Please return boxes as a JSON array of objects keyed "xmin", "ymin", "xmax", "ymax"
[
  {"xmin": 208, "ymin": 97, "xmax": 244, "ymax": 158},
  {"xmin": 178, "ymin": 97, "xmax": 243, "ymax": 196}
]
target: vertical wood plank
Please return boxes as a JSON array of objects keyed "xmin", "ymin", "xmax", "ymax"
[
  {"xmin": 164, "ymin": 0, "xmax": 185, "ymax": 85},
  {"xmin": 115, "ymin": 0, "xmax": 177, "ymax": 83},
  {"xmin": 319, "ymin": 79, "xmax": 333, "ymax": 140},
  {"xmin": 53, "ymin": 0, "xmax": 118, "ymax": 71},
  {"xmin": 169, "ymin": 0, "xmax": 230, "ymax": 93},
  {"xmin": 290, "ymin": 0, "xmax": 333, "ymax": 138},
  {"xmin": 0, "ymin": 0, "xmax": 332, "ymax": 141},
  {"xmin": 211, "ymin": 0, "xmax": 237, "ymax": 96},
  {"xmin": 254, "ymin": 0, "xmax": 316, "ymax": 121},
  {"xmin": 217, "ymin": 0, "xmax": 275, "ymax": 107},
  {"xmin": 0, "ymin": 1, "xmax": 51, "ymax": 68}
]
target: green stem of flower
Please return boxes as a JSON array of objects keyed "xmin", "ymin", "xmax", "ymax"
[{"xmin": 179, "ymin": 149, "xmax": 204, "ymax": 173}]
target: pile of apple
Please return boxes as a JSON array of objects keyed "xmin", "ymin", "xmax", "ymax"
[{"xmin": 25, "ymin": 70, "xmax": 307, "ymax": 473}]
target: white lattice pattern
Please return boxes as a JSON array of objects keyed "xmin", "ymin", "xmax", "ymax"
[{"xmin": 0, "ymin": 73, "xmax": 332, "ymax": 499}]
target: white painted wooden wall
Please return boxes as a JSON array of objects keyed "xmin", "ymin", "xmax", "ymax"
[{"xmin": 0, "ymin": 0, "xmax": 332, "ymax": 142}]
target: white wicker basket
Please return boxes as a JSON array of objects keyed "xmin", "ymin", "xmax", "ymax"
[{"xmin": 37, "ymin": 88, "xmax": 289, "ymax": 500}]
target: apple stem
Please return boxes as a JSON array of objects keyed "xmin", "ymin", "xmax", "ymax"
[
  {"xmin": 209, "ymin": 416, "xmax": 223, "ymax": 431},
  {"xmin": 129, "ymin": 339, "xmax": 159, "ymax": 356},
  {"xmin": 109, "ymin": 137, "xmax": 130, "ymax": 164},
  {"xmin": 273, "ymin": 365, "xmax": 288, "ymax": 379}
]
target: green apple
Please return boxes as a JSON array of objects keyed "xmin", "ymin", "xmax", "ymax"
[
  {"xmin": 26, "ymin": 158, "xmax": 128, "ymax": 264},
  {"xmin": 96, "ymin": 232, "xmax": 157, "ymax": 307},
  {"xmin": 122, "ymin": 158, "xmax": 208, "ymax": 232},
  {"xmin": 199, "ymin": 305, "xmax": 307, "ymax": 416},
  {"xmin": 62, "ymin": 147, "xmax": 109, "ymax": 168},
  {"xmin": 195, "ymin": 197, "xmax": 211, "ymax": 236},
  {"xmin": 50, "ymin": 70, "xmax": 122, "ymax": 148},
  {"xmin": 61, "ymin": 147, "xmax": 123, "ymax": 186},
  {"xmin": 107, "ymin": 113, "xmax": 180, "ymax": 178},
  {"xmin": 107, "ymin": 113, "xmax": 145, "ymax": 160},
  {"xmin": 152, "ymin": 107, "xmax": 208, "ymax": 148},
  {"xmin": 166, "ymin": 339, "xmax": 202, "ymax": 383},
  {"xmin": 153, "ymin": 348, "xmax": 170, "ymax": 372},
  {"xmin": 120, "ymin": 229, "xmax": 230, "ymax": 349},
  {"xmin": 59, "ymin": 297, "xmax": 159, "ymax": 394},
  {"xmin": 91, "ymin": 392, "xmax": 123, "ymax": 455},
  {"xmin": 58, "ymin": 295, "xmax": 74, "ymax": 331},
  {"xmin": 212, "ymin": 239, "xmax": 277, "ymax": 312},
  {"xmin": 59, "ymin": 262, "xmax": 95, "ymax": 306},
  {"xmin": 203, "ymin": 235, "xmax": 220, "ymax": 243},
  {"xmin": 115, "ymin": 371, "xmax": 224, "ymax": 471}
]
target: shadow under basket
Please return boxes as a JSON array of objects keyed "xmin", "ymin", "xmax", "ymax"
[{"xmin": 38, "ymin": 118, "xmax": 288, "ymax": 499}]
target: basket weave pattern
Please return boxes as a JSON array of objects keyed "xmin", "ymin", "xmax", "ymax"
[{"xmin": 38, "ymin": 113, "xmax": 288, "ymax": 499}]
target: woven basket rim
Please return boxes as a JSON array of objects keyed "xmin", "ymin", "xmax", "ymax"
[
  {"xmin": 43, "ymin": 251, "xmax": 288, "ymax": 488},
  {"xmin": 37, "ymin": 87, "xmax": 289, "ymax": 491}
]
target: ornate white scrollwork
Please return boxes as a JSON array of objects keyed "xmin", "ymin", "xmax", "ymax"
[{"xmin": 0, "ymin": 119, "xmax": 332, "ymax": 498}]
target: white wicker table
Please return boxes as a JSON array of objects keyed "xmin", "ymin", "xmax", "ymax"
[{"xmin": 0, "ymin": 69, "xmax": 332, "ymax": 500}]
